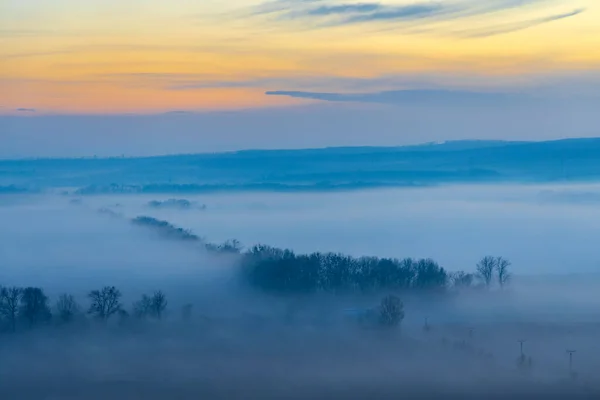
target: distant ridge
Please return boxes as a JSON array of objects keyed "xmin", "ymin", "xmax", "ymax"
[
  {"xmin": 1, "ymin": 139, "xmax": 528, "ymax": 162},
  {"xmin": 2, "ymin": 137, "xmax": 600, "ymax": 192}
]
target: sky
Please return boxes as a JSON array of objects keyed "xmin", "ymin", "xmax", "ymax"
[{"xmin": 1, "ymin": 0, "xmax": 600, "ymax": 156}]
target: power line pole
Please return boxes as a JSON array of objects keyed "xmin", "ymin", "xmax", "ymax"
[
  {"xmin": 518, "ymin": 340, "xmax": 526, "ymax": 357},
  {"xmin": 567, "ymin": 350, "xmax": 576, "ymax": 376}
]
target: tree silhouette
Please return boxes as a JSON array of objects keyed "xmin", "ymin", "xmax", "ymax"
[
  {"xmin": 242, "ymin": 246, "xmax": 452, "ymax": 294},
  {"xmin": 20, "ymin": 287, "xmax": 52, "ymax": 328},
  {"xmin": 216, "ymin": 239, "xmax": 243, "ymax": 254},
  {"xmin": 412, "ymin": 259, "xmax": 448, "ymax": 290},
  {"xmin": 133, "ymin": 291, "xmax": 167, "ymax": 320},
  {"xmin": 0, "ymin": 286, "xmax": 23, "ymax": 332},
  {"xmin": 150, "ymin": 291, "xmax": 167, "ymax": 319},
  {"xmin": 133, "ymin": 294, "xmax": 152, "ymax": 319},
  {"xmin": 55, "ymin": 293, "xmax": 80, "ymax": 324},
  {"xmin": 451, "ymin": 271, "xmax": 474, "ymax": 289},
  {"xmin": 378, "ymin": 295, "xmax": 405, "ymax": 328},
  {"xmin": 496, "ymin": 257, "xmax": 511, "ymax": 289},
  {"xmin": 88, "ymin": 286, "xmax": 122, "ymax": 321},
  {"xmin": 476, "ymin": 256, "xmax": 496, "ymax": 288}
]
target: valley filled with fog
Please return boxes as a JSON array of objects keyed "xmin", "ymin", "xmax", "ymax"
[
  {"xmin": 20, "ymin": 183, "xmax": 600, "ymax": 272},
  {"xmin": 3, "ymin": 176, "xmax": 600, "ymax": 397}
]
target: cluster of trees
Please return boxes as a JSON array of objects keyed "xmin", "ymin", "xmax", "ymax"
[
  {"xmin": 475, "ymin": 256, "xmax": 512, "ymax": 289},
  {"xmin": 132, "ymin": 216, "xmax": 200, "ymax": 241},
  {"xmin": 0, "ymin": 285, "xmax": 168, "ymax": 333},
  {"xmin": 76, "ymin": 182, "xmax": 363, "ymax": 195},
  {"xmin": 0, "ymin": 283, "xmax": 409, "ymax": 334},
  {"xmin": 1, "ymin": 255, "xmax": 511, "ymax": 334},
  {"xmin": 131, "ymin": 216, "xmax": 243, "ymax": 253},
  {"xmin": 1, "ymin": 212, "xmax": 510, "ymax": 334},
  {"xmin": 240, "ymin": 246, "xmax": 510, "ymax": 295},
  {"xmin": 147, "ymin": 199, "xmax": 206, "ymax": 210},
  {"xmin": 130, "ymin": 216, "xmax": 512, "ymax": 295},
  {"xmin": 241, "ymin": 245, "xmax": 451, "ymax": 294}
]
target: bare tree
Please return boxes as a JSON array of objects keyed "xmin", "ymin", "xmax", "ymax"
[
  {"xmin": 496, "ymin": 257, "xmax": 511, "ymax": 289},
  {"xmin": 133, "ymin": 294, "xmax": 152, "ymax": 319},
  {"xmin": 378, "ymin": 294, "xmax": 405, "ymax": 328},
  {"xmin": 451, "ymin": 271, "xmax": 474, "ymax": 289},
  {"xmin": 133, "ymin": 291, "xmax": 167, "ymax": 320},
  {"xmin": 150, "ymin": 291, "xmax": 167, "ymax": 320},
  {"xmin": 88, "ymin": 286, "xmax": 122, "ymax": 321},
  {"xmin": 55, "ymin": 294, "xmax": 80, "ymax": 324},
  {"xmin": 476, "ymin": 256, "xmax": 496, "ymax": 288},
  {"xmin": 0, "ymin": 286, "xmax": 23, "ymax": 332},
  {"xmin": 20, "ymin": 287, "xmax": 52, "ymax": 328}
]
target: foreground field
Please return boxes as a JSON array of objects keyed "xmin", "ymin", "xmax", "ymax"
[{"xmin": 1, "ymin": 316, "xmax": 599, "ymax": 399}]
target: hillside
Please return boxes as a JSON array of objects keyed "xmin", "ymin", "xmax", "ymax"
[{"xmin": 1, "ymin": 138, "xmax": 600, "ymax": 192}]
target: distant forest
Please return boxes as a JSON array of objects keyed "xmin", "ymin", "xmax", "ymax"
[
  {"xmin": 2, "ymin": 138, "xmax": 600, "ymax": 192},
  {"xmin": 0, "ymin": 214, "xmax": 511, "ymax": 334}
]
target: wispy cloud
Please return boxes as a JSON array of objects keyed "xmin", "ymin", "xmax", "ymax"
[
  {"xmin": 246, "ymin": 0, "xmax": 578, "ymax": 36},
  {"xmin": 16, "ymin": 108, "xmax": 36, "ymax": 113},
  {"xmin": 266, "ymin": 89, "xmax": 524, "ymax": 105},
  {"xmin": 307, "ymin": 3, "xmax": 381, "ymax": 16},
  {"xmin": 332, "ymin": 3, "xmax": 447, "ymax": 25},
  {"xmin": 252, "ymin": 0, "xmax": 324, "ymax": 16},
  {"xmin": 0, "ymin": 50, "xmax": 76, "ymax": 60},
  {"xmin": 100, "ymin": 70, "xmax": 591, "ymax": 96},
  {"xmin": 456, "ymin": 8, "xmax": 585, "ymax": 38},
  {"xmin": 103, "ymin": 72, "xmax": 462, "ymax": 92}
]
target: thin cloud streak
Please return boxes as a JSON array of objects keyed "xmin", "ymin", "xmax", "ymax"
[
  {"xmin": 249, "ymin": 0, "xmax": 558, "ymax": 29},
  {"xmin": 307, "ymin": 3, "xmax": 381, "ymax": 16},
  {"xmin": 456, "ymin": 8, "xmax": 586, "ymax": 38},
  {"xmin": 0, "ymin": 50, "xmax": 77, "ymax": 60},
  {"xmin": 265, "ymin": 89, "xmax": 526, "ymax": 106}
]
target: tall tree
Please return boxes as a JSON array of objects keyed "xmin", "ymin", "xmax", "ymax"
[
  {"xmin": 476, "ymin": 256, "xmax": 496, "ymax": 288},
  {"xmin": 20, "ymin": 287, "xmax": 52, "ymax": 328},
  {"xmin": 55, "ymin": 294, "xmax": 80, "ymax": 324},
  {"xmin": 0, "ymin": 286, "xmax": 23, "ymax": 332},
  {"xmin": 88, "ymin": 286, "xmax": 122, "ymax": 321},
  {"xmin": 149, "ymin": 291, "xmax": 167, "ymax": 320},
  {"xmin": 496, "ymin": 257, "xmax": 512, "ymax": 289}
]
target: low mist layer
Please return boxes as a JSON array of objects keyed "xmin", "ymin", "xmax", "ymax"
[{"xmin": 2, "ymin": 186, "xmax": 600, "ymax": 398}]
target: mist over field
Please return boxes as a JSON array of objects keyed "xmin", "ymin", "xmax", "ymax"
[
  {"xmin": 3, "ymin": 143, "xmax": 600, "ymax": 399},
  {"xmin": 55, "ymin": 184, "xmax": 600, "ymax": 273}
]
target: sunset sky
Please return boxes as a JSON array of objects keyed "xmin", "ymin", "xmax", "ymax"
[{"xmin": 1, "ymin": 0, "xmax": 600, "ymax": 156}]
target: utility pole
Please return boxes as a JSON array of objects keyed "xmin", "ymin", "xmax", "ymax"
[
  {"xmin": 518, "ymin": 340, "xmax": 526, "ymax": 357},
  {"xmin": 567, "ymin": 350, "xmax": 576, "ymax": 376}
]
